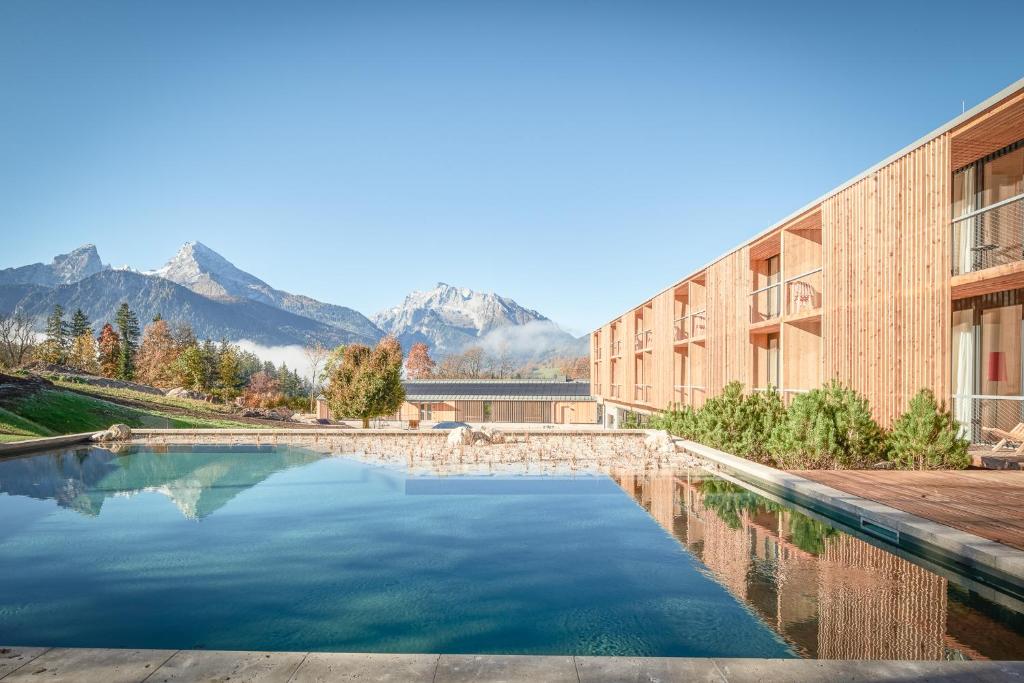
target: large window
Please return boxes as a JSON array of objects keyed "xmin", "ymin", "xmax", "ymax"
[
  {"xmin": 952, "ymin": 290, "xmax": 1024, "ymax": 442},
  {"xmin": 952, "ymin": 140, "xmax": 1024, "ymax": 274}
]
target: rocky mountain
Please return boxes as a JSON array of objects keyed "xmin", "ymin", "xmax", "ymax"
[
  {"xmin": 0, "ymin": 270, "xmax": 363, "ymax": 347},
  {"xmin": 374, "ymin": 282, "xmax": 586, "ymax": 360},
  {"xmin": 0, "ymin": 244, "xmax": 106, "ymax": 288},
  {"xmin": 151, "ymin": 242, "xmax": 381, "ymax": 342},
  {"xmin": 0, "ymin": 244, "xmax": 587, "ymax": 360}
]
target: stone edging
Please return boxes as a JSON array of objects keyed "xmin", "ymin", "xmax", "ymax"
[
  {"xmin": 0, "ymin": 645, "xmax": 1021, "ymax": 682},
  {"xmin": 0, "ymin": 433, "xmax": 93, "ymax": 457},
  {"xmin": 679, "ymin": 439, "xmax": 1024, "ymax": 600}
]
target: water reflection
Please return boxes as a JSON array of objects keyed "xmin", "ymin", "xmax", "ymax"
[
  {"xmin": 612, "ymin": 470, "xmax": 1024, "ymax": 661},
  {"xmin": 0, "ymin": 445, "xmax": 325, "ymax": 520}
]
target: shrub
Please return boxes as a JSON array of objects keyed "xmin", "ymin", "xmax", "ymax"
[
  {"xmin": 695, "ymin": 381, "xmax": 785, "ymax": 464},
  {"xmin": 887, "ymin": 389, "xmax": 970, "ymax": 470},
  {"xmin": 769, "ymin": 381, "xmax": 886, "ymax": 469},
  {"xmin": 649, "ymin": 404, "xmax": 700, "ymax": 440}
]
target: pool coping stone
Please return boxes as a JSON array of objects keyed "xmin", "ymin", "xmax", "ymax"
[{"xmin": 1, "ymin": 647, "xmax": 1022, "ymax": 682}]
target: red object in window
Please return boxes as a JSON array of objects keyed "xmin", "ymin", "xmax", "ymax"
[{"xmin": 988, "ymin": 351, "xmax": 1006, "ymax": 382}]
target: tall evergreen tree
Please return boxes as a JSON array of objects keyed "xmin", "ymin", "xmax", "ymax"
[
  {"xmin": 114, "ymin": 303, "xmax": 140, "ymax": 380},
  {"xmin": 69, "ymin": 308, "xmax": 91, "ymax": 339},
  {"xmin": 39, "ymin": 304, "xmax": 70, "ymax": 364}
]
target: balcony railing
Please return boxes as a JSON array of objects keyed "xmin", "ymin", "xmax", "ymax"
[
  {"xmin": 634, "ymin": 330, "xmax": 652, "ymax": 352},
  {"xmin": 690, "ymin": 311, "xmax": 706, "ymax": 338},
  {"xmin": 634, "ymin": 384, "xmax": 651, "ymax": 403},
  {"xmin": 952, "ymin": 394, "xmax": 1024, "ymax": 444},
  {"xmin": 673, "ymin": 384, "xmax": 706, "ymax": 404},
  {"xmin": 610, "ymin": 384, "xmax": 621, "ymax": 398},
  {"xmin": 750, "ymin": 282, "xmax": 782, "ymax": 324},
  {"xmin": 951, "ymin": 193, "xmax": 1024, "ymax": 275},
  {"xmin": 673, "ymin": 317, "xmax": 688, "ymax": 342},
  {"xmin": 784, "ymin": 268, "xmax": 822, "ymax": 317},
  {"xmin": 610, "ymin": 339, "xmax": 623, "ymax": 357}
]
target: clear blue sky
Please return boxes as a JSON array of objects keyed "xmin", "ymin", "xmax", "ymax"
[{"xmin": 2, "ymin": 1, "xmax": 1023, "ymax": 334}]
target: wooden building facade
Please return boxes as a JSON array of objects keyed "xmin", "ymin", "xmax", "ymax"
[
  {"xmin": 396, "ymin": 380, "xmax": 597, "ymax": 426},
  {"xmin": 591, "ymin": 77, "xmax": 1024, "ymax": 441}
]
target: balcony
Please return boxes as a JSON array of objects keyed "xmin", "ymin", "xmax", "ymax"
[
  {"xmin": 610, "ymin": 384, "xmax": 622, "ymax": 398},
  {"xmin": 784, "ymin": 268, "xmax": 822, "ymax": 318},
  {"xmin": 952, "ymin": 193, "xmax": 1024, "ymax": 275},
  {"xmin": 952, "ymin": 394, "xmax": 1024, "ymax": 445},
  {"xmin": 690, "ymin": 311, "xmax": 706, "ymax": 338},
  {"xmin": 610, "ymin": 339, "xmax": 623, "ymax": 357},
  {"xmin": 634, "ymin": 330, "xmax": 652, "ymax": 352},
  {"xmin": 750, "ymin": 283, "xmax": 782, "ymax": 324},
  {"xmin": 673, "ymin": 317, "xmax": 688, "ymax": 343},
  {"xmin": 634, "ymin": 384, "xmax": 651, "ymax": 403}
]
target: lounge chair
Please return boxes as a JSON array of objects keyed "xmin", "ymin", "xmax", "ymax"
[{"xmin": 983, "ymin": 422, "xmax": 1024, "ymax": 453}]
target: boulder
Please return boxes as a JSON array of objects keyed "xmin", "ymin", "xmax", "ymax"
[
  {"xmin": 644, "ymin": 430, "xmax": 676, "ymax": 454},
  {"xmin": 90, "ymin": 423, "xmax": 132, "ymax": 442},
  {"xmin": 447, "ymin": 426, "xmax": 474, "ymax": 446},
  {"xmin": 479, "ymin": 426, "xmax": 505, "ymax": 444},
  {"xmin": 166, "ymin": 387, "xmax": 207, "ymax": 400}
]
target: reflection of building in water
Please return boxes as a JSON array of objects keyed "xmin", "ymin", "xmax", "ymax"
[{"xmin": 612, "ymin": 470, "xmax": 1024, "ymax": 661}]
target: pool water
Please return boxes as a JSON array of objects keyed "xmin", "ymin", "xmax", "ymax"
[{"xmin": 0, "ymin": 445, "xmax": 1021, "ymax": 659}]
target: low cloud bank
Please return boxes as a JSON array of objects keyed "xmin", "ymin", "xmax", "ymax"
[
  {"xmin": 235, "ymin": 340, "xmax": 316, "ymax": 379},
  {"xmin": 477, "ymin": 320, "xmax": 586, "ymax": 360}
]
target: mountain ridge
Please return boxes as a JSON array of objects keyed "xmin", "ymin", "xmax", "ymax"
[{"xmin": 0, "ymin": 243, "xmax": 586, "ymax": 359}]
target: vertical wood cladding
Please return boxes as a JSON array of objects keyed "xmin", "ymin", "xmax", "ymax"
[
  {"xmin": 705, "ymin": 248, "xmax": 753, "ymax": 394},
  {"xmin": 821, "ymin": 135, "xmax": 951, "ymax": 425}
]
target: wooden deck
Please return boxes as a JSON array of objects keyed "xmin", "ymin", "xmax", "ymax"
[{"xmin": 795, "ymin": 469, "xmax": 1024, "ymax": 551}]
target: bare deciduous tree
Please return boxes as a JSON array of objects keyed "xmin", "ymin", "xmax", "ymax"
[
  {"xmin": 303, "ymin": 340, "xmax": 329, "ymax": 411},
  {"xmin": 0, "ymin": 312, "xmax": 37, "ymax": 369}
]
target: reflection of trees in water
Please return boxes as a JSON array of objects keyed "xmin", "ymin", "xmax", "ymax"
[
  {"xmin": 698, "ymin": 479, "xmax": 837, "ymax": 555},
  {"xmin": 612, "ymin": 470, "xmax": 1024, "ymax": 661}
]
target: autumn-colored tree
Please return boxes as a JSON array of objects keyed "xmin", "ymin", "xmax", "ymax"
[
  {"xmin": 405, "ymin": 342, "xmax": 435, "ymax": 379},
  {"xmin": 242, "ymin": 371, "xmax": 284, "ymax": 408},
  {"xmin": 37, "ymin": 304, "xmax": 70, "ymax": 365},
  {"xmin": 435, "ymin": 346, "xmax": 487, "ymax": 379},
  {"xmin": 68, "ymin": 332, "xmax": 99, "ymax": 374},
  {"xmin": 556, "ymin": 356, "xmax": 591, "ymax": 380},
  {"xmin": 326, "ymin": 336, "xmax": 405, "ymax": 427},
  {"xmin": 136, "ymin": 319, "xmax": 180, "ymax": 388},
  {"xmin": 97, "ymin": 324, "xmax": 122, "ymax": 378}
]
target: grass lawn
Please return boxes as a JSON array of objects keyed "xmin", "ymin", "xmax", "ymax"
[
  {"xmin": 0, "ymin": 388, "xmax": 260, "ymax": 439},
  {"xmin": 49, "ymin": 378, "xmax": 239, "ymax": 414}
]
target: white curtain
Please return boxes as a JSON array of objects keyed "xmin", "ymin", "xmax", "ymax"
[
  {"xmin": 954, "ymin": 326, "xmax": 975, "ymax": 439},
  {"xmin": 956, "ymin": 166, "xmax": 977, "ymax": 274}
]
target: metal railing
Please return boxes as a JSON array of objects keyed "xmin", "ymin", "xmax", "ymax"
[
  {"xmin": 951, "ymin": 394, "xmax": 1024, "ymax": 444},
  {"xmin": 610, "ymin": 384, "xmax": 621, "ymax": 398},
  {"xmin": 750, "ymin": 282, "xmax": 782, "ymax": 323},
  {"xmin": 784, "ymin": 268, "xmax": 822, "ymax": 317},
  {"xmin": 673, "ymin": 317, "xmax": 688, "ymax": 342},
  {"xmin": 690, "ymin": 310, "xmax": 707, "ymax": 338},
  {"xmin": 634, "ymin": 330, "xmax": 652, "ymax": 352},
  {"xmin": 610, "ymin": 339, "xmax": 623, "ymax": 357},
  {"xmin": 634, "ymin": 384, "xmax": 651, "ymax": 403},
  {"xmin": 951, "ymin": 193, "xmax": 1024, "ymax": 275}
]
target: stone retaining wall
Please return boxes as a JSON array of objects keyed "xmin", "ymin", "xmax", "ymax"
[{"xmin": 131, "ymin": 428, "xmax": 703, "ymax": 473}]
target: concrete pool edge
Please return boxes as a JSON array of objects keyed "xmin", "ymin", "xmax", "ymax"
[
  {"xmin": 680, "ymin": 438, "xmax": 1024, "ymax": 600},
  {"xmin": 2, "ymin": 646, "xmax": 1022, "ymax": 682}
]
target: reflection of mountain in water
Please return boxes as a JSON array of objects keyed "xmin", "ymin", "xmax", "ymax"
[{"xmin": 0, "ymin": 446, "xmax": 325, "ymax": 520}]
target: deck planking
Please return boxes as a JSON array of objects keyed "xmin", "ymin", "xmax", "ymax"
[{"xmin": 795, "ymin": 469, "xmax": 1024, "ymax": 551}]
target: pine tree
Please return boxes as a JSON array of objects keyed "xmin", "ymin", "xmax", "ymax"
[
  {"xmin": 217, "ymin": 343, "xmax": 242, "ymax": 401},
  {"xmin": 114, "ymin": 303, "xmax": 140, "ymax": 380},
  {"xmin": 69, "ymin": 308, "xmax": 91, "ymax": 339},
  {"xmin": 39, "ymin": 304, "xmax": 70, "ymax": 364},
  {"xmin": 97, "ymin": 324, "xmax": 122, "ymax": 379}
]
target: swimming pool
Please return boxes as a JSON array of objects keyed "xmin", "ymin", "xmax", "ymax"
[{"xmin": 0, "ymin": 444, "xmax": 1021, "ymax": 658}]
